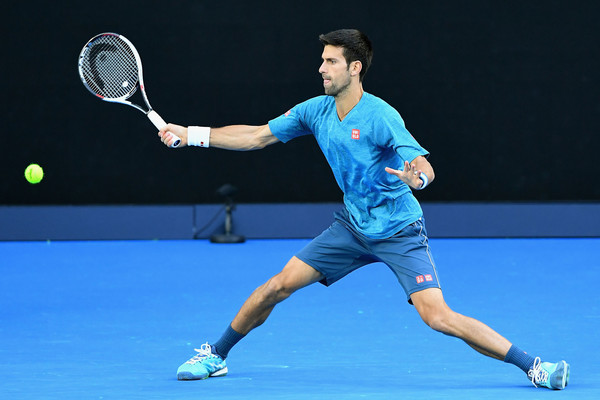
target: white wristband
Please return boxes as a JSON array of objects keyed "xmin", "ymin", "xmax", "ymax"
[
  {"xmin": 418, "ymin": 172, "xmax": 429, "ymax": 190},
  {"xmin": 187, "ymin": 126, "xmax": 211, "ymax": 147}
]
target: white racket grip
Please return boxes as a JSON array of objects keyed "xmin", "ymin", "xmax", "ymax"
[{"xmin": 148, "ymin": 110, "xmax": 181, "ymax": 148}]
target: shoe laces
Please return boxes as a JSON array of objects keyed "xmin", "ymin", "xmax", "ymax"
[
  {"xmin": 185, "ymin": 343, "xmax": 214, "ymax": 365},
  {"xmin": 527, "ymin": 357, "xmax": 548, "ymax": 388}
]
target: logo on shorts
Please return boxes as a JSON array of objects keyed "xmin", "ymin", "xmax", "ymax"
[
  {"xmin": 351, "ymin": 129, "xmax": 360, "ymax": 140},
  {"xmin": 416, "ymin": 275, "xmax": 425, "ymax": 284}
]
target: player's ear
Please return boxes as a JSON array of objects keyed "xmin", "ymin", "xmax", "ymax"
[{"xmin": 350, "ymin": 60, "xmax": 362, "ymax": 77}]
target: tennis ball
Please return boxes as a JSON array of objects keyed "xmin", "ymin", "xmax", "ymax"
[{"xmin": 25, "ymin": 163, "xmax": 44, "ymax": 184}]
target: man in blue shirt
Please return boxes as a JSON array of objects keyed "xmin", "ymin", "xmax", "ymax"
[{"xmin": 159, "ymin": 29, "xmax": 569, "ymax": 390}]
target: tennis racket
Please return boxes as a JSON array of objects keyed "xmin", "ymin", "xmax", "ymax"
[{"xmin": 78, "ymin": 32, "xmax": 181, "ymax": 147}]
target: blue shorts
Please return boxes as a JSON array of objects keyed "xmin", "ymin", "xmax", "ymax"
[{"xmin": 295, "ymin": 210, "xmax": 441, "ymax": 303}]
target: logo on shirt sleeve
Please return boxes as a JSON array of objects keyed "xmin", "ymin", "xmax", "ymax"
[
  {"xmin": 284, "ymin": 110, "xmax": 292, "ymax": 117},
  {"xmin": 351, "ymin": 129, "xmax": 360, "ymax": 140}
]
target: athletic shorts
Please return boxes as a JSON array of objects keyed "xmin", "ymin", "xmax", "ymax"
[{"xmin": 295, "ymin": 209, "xmax": 441, "ymax": 303}]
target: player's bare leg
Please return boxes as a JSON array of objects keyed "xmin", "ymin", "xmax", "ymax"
[
  {"xmin": 410, "ymin": 288, "xmax": 511, "ymax": 359},
  {"xmin": 410, "ymin": 288, "xmax": 570, "ymax": 389},
  {"xmin": 177, "ymin": 257, "xmax": 322, "ymax": 380},
  {"xmin": 231, "ymin": 256, "xmax": 324, "ymax": 334}
]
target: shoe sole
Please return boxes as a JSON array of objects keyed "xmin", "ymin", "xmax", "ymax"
[
  {"xmin": 210, "ymin": 367, "xmax": 228, "ymax": 377},
  {"xmin": 553, "ymin": 361, "xmax": 569, "ymax": 390},
  {"xmin": 177, "ymin": 371, "xmax": 208, "ymax": 380},
  {"xmin": 563, "ymin": 361, "xmax": 570, "ymax": 388},
  {"xmin": 177, "ymin": 367, "xmax": 228, "ymax": 381}
]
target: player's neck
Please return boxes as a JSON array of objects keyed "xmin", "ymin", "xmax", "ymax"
[{"xmin": 335, "ymin": 83, "xmax": 364, "ymax": 121}]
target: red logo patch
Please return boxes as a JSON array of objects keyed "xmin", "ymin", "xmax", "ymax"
[
  {"xmin": 351, "ymin": 129, "xmax": 360, "ymax": 140},
  {"xmin": 284, "ymin": 110, "xmax": 291, "ymax": 117},
  {"xmin": 416, "ymin": 275, "xmax": 425, "ymax": 284},
  {"xmin": 425, "ymin": 274, "xmax": 433, "ymax": 282}
]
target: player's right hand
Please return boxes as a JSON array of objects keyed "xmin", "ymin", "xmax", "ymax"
[{"xmin": 158, "ymin": 123, "xmax": 188, "ymax": 148}]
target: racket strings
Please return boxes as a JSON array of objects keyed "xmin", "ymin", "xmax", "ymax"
[{"xmin": 80, "ymin": 35, "xmax": 139, "ymax": 99}]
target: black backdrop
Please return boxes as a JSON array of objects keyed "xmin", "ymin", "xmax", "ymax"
[{"xmin": 3, "ymin": 0, "xmax": 599, "ymax": 205}]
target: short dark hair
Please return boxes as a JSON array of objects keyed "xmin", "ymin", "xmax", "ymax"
[{"xmin": 319, "ymin": 29, "xmax": 373, "ymax": 82}]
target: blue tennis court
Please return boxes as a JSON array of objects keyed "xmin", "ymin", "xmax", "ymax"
[{"xmin": 1, "ymin": 238, "xmax": 598, "ymax": 399}]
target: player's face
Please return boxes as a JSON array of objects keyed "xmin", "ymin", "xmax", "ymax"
[{"xmin": 319, "ymin": 45, "xmax": 352, "ymax": 97}]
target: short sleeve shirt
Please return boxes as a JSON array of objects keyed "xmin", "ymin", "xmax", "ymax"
[{"xmin": 268, "ymin": 92, "xmax": 429, "ymax": 239}]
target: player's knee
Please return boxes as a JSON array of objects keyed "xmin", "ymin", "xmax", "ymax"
[
  {"xmin": 425, "ymin": 314, "xmax": 450, "ymax": 334},
  {"xmin": 261, "ymin": 275, "xmax": 295, "ymax": 304},
  {"xmin": 420, "ymin": 309, "xmax": 455, "ymax": 335}
]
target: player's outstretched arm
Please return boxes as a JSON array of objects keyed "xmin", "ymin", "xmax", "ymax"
[
  {"xmin": 158, "ymin": 124, "xmax": 279, "ymax": 151},
  {"xmin": 385, "ymin": 156, "xmax": 435, "ymax": 190}
]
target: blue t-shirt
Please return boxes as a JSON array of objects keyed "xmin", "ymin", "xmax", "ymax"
[{"xmin": 268, "ymin": 92, "xmax": 429, "ymax": 239}]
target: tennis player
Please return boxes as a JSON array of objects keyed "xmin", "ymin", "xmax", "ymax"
[{"xmin": 159, "ymin": 29, "xmax": 569, "ymax": 390}]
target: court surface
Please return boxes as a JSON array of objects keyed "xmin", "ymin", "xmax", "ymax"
[{"xmin": 1, "ymin": 238, "xmax": 599, "ymax": 399}]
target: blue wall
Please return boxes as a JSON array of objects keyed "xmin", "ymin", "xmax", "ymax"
[{"xmin": 1, "ymin": 203, "xmax": 598, "ymax": 241}]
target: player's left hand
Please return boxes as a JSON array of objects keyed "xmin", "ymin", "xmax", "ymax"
[{"xmin": 385, "ymin": 161, "xmax": 424, "ymax": 189}]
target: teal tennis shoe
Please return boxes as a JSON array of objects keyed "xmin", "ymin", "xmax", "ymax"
[
  {"xmin": 177, "ymin": 343, "xmax": 228, "ymax": 380},
  {"xmin": 527, "ymin": 357, "xmax": 570, "ymax": 390}
]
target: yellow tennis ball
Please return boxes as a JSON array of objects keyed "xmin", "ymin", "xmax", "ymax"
[{"xmin": 25, "ymin": 163, "xmax": 44, "ymax": 184}]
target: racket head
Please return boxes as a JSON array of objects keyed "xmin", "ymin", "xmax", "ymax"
[{"xmin": 78, "ymin": 33, "xmax": 142, "ymax": 101}]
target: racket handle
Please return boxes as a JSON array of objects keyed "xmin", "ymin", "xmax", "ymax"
[{"xmin": 147, "ymin": 110, "xmax": 181, "ymax": 148}]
